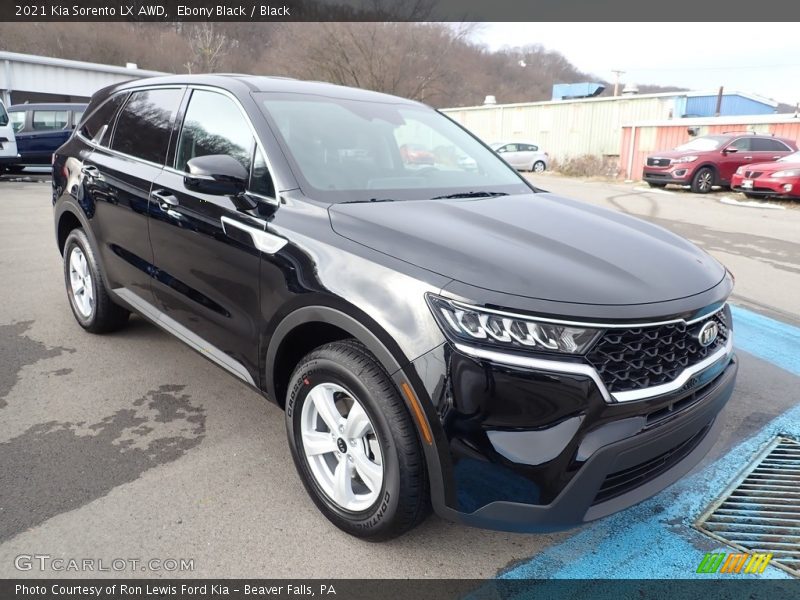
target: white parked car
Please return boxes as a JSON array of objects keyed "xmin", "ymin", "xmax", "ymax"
[
  {"xmin": 491, "ymin": 141, "xmax": 549, "ymax": 172},
  {"xmin": 0, "ymin": 99, "xmax": 20, "ymax": 176}
]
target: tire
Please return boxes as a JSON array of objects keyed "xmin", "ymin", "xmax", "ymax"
[
  {"xmin": 285, "ymin": 339, "xmax": 429, "ymax": 541},
  {"xmin": 532, "ymin": 161, "xmax": 546, "ymax": 173},
  {"xmin": 647, "ymin": 182, "xmax": 667, "ymax": 188},
  {"xmin": 63, "ymin": 228, "xmax": 129, "ymax": 333},
  {"xmin": 690, "ymin": 167, "xmax": 715, "ymax": 194}
]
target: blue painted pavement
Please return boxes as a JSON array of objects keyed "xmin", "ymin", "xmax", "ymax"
[{"xmin": 499, "ymin": 305, "xmax": 800, "ymax": 580}]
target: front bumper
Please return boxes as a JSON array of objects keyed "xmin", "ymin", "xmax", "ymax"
[
  {"xmin": 413, "ymin": 331, "xmax": 737, "ymax": 532},
  {"xmin": 731, "ymin": 175, "xmax": 800, "ymax": 198},
  {"xmin": 642, "ymin": 167, "xmax": 692, "ymax": 185}
]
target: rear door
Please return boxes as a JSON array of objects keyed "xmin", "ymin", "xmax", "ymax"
[
  {"xmin": 80, "ymin": 87, "xmax": 185, "ymax": 301},
  {"xmin": 751, "ymin": 137, "xmax": 794, "ymax": 165},
  {"xmin": 148, "ymin": 88, "xmax": 275, "ymax": 382},
  {"xmin": 497, "ymin": 143, "xmax": 522, "ymax": 168}
]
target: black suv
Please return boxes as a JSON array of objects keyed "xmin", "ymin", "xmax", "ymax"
[{"xmin": 52, "ymin": 75, "xmax": 737, "ymax": 540}]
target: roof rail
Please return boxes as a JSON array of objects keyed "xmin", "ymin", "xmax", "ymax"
[{"xmin": 721, "ymin": 130, "xmax": 775, "ymax": 136}]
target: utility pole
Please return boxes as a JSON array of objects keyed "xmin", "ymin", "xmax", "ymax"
[{"xmin": 611, "ymin": 70, "xmax": 625, "ymax": 97}]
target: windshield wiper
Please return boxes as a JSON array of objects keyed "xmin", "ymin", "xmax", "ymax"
[
  {"xmin": 430, "ymin": 191, "xmax": 509, "ymax": 200},
  {"xmin": 340, "ymin": 198, "xmax": 397, "ymax": 204}
]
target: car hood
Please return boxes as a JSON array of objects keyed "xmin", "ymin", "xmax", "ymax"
[
  {"xmin": 328, "ymin": 193, "xmax": 726, "ymax": 306},
  {"xmin": 744, "ymin": 160, "xmax": 800, "ymax": 173},
  {"xmin": 648, "ymin": 149, "xmax": 714, "ymax": 160}
]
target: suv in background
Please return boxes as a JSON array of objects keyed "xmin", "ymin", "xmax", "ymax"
[
  {"xmin": 53, "ymin": 75, "xmax": 737, "ymax": 540},
  {"xmin": 0, "ymin": 99, "xmax": 20, "ymax": 175},
  {"xmin": 7, "ymin": 103, "xmax": 87, "ymax": 172},
  {"xmin": 643, "ymin": 133, "xmax": 797, "ymax": 193}
]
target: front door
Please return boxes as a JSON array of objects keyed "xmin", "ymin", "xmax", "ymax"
[{"xmin": 148, "ymin": 88, "xmax": 276, "ymax": 384}]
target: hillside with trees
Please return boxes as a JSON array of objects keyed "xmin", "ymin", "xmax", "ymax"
[{"xmin": 0, "ymin": 22, "xmax": 689, "ymax": 108}]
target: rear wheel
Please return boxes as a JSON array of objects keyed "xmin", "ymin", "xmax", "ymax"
[
  {"xmin": 532, "ymin": 160, "xmax": 546, "ymax": 173},
  {"xmin": 690, "ymin": 167, "xmax": 715, "ymax": 194},
  {"xmin": 63, "ymin": 228, "xmax": 129, "ymax": 333},
  {"xmin": 285, "ymin": 340, "xmax": 429, "ymax": 540}
]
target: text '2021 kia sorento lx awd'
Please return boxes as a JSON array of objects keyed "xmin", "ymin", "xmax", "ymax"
[{"xmin": 52, "ymin": 75, "xmax": 737, "ymax": 540}]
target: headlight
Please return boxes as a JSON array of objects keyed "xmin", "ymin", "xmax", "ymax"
[
  {"xmin": 426, "ymin": 295, "xmax": 603, "ymax": 354},
  {"xmin": 672, "ymin": 156, "xmax": 698, "ymax": 164},
  {"xmin": 735, "ymin": 166, "xmax": 744, "ymax": 175},
  {"xmin": 771, "ymin": 169, "xmax": 800, "ymax": 178}
]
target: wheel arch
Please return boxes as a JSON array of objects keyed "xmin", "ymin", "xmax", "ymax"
[{"xmin": 691, "ymin": 162, "xmax": 720, "ymax": 184}]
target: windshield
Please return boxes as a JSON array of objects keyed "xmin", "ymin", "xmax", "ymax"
[
  {"xmin": 779, "ymin": 151, "xmax": 800, "ymax": 162},
  {"xmin": 674, "ymin": 136, "xmax": 728, "ymax": 152},
  {"xmin": 0, "ymin": 102, "xmax": 7, "ymax": 127},
  {"xmin": 256, "ymin": 93, "xmax": 530, "ymax": 202}
]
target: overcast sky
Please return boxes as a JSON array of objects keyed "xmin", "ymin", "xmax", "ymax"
[{"xmin": 471, "ymin": 23, "xmax": 800, "ymax": 106}]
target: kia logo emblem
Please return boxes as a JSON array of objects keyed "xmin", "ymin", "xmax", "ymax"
[{"xmin": 697, "ymin": 321, "xmax": 719, "ymax": 347}]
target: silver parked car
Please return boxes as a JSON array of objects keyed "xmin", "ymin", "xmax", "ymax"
[{"xmin": 491, "ymin": 141, "xmax": 549, "ymax": 172}]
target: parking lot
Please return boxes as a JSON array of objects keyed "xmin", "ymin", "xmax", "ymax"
[{"xmin": 0, "ymin": 172, "xmax": 798, "ymax": 579}]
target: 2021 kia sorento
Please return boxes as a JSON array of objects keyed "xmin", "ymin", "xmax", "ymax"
[{"xmin": 52, "ymin": 75, "xmax": 737, "ymax": 540}]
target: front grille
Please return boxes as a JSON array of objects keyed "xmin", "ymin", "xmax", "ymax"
[
  {"xmin": 744, "ymin": 171, "xmax": 764, "ymax": 178},
  {"xmin": 585, "ymin": 308, "xmax": 729, "ymax": 394},
  {"xmin": 647, "ymin": 157, "xmax": 671, "ymax": 167},
  {"xmin": 594, "ymin": 424, "xmax": 710, "ymax": 504}
]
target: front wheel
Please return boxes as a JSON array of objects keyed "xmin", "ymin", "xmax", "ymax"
[
  {"xmin": 690, "ymin": 167, "xmax": 715, "ymax": 194},
  {"xmin": 285, "ymin": 340, "xmax": 429, "ymax": 540}
]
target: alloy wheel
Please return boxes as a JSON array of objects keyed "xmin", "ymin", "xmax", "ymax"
[
  {"xmin": 300, "ymin": 382, "xmax": 384, "ymax": 512},
  {"xmin": 68, "ymin": 246, "xmax": 94, "ymax": 318}
]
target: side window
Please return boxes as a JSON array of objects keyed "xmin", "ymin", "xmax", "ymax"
[
  {"xmin": 250, "ymin": 148, "xmax": 275, "ymax": 198},
  {"xmin": 504, "ymin": 144, "xmax": 519, "ymax": 153},
  {"xmin": 32, "ymin": 111, "xmax": 68, "ymax": 131},
  {"xmin": 752, "ymin": 138, "xmax": 790, "ymax": 152},
  {"xmin": 111, "ymin": 88, "xmax": 183, "ymax": 164},
  {"xmin": 529, "ymin": 144, "xmax": 539, "ymax": 152},
  {"xmin": 728, "ymin": 138, "xmax": 751, "ymax": 151},
  {"xmin": 80, "ymin": 94, "xmax": 127, "ymax": 145},
  {"xmin": 72, "ymin": 111, "xmax": 84, "ymax": 129},
  {"xmin": 9, "ymin": 111, "xmax": 25, "ymax": 133},
  {"xmin": 175, "ymin": 90, "xmax": 255, "ymax": 173}
]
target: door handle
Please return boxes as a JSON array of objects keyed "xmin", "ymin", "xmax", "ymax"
[
  {"xmin": 743, "ymin": 156, "xmax": 753, "ymax": 160},
  {"xmin": 151, "ymin": 189, "xmax": 179, "ymax": 210}
]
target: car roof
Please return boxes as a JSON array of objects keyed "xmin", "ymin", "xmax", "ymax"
[
  {"xmin": 9, "ymin": 102, "xmax": 88, "ymax": 111},
  {"xmin": 110, "ymin": 74, "xmax": 424, "ymax": 107}
]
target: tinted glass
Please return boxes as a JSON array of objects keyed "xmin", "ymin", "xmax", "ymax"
[
  {"xmin": 32, "ymin": 111, "xmax": 68, "ymax": 131},
  {"xmin": 9, "ymin": 111, "xmax": 25, "ymax": 133},
  {"xmin": 176, "ymin": 90, "xmax": 254, "ymax": 173},
  {"xmin": 752, "ymin": 138, "xmax": 790, "ymax": 152},
  {"xmin": 80, "ymin": 93, "xmax": 127, "ymax": 144},
  {"xmin": 112, "ymin": 88, "xmax": 183, "ymax": 164},
  {"xmin": 257, "ymin": 93, "xmax": 527, "ymax": 203},
  {"xmin": 250, "ymin": 148, "xmax": 275, "ymax": 198},
  {"xmin": 729, "ymin": 138, "xmax": 752, "ymax": 151}
]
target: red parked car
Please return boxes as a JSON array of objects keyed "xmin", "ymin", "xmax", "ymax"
[
  {"xmin": 731, "ymin": 151, "xmax": 800, "ymax": 199},
  {"xmin": 643, "ymin": 133, "xmax": 797, "ymax": 194}
]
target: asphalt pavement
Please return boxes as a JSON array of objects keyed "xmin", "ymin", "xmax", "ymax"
[{"xmin": 0, "ymin": 172, "xmax": 797, "ymax": 579}]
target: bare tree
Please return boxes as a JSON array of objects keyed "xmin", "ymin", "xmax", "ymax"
[{"xmin": 185, "ymin": 23, "xmax": 238, "ymax": 73}]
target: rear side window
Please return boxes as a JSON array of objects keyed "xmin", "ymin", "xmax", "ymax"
[
  {"xmin": 33, "ymin": 110, "xmax": 68, "ymax": 131},
  {"xmin": 9, "ymin": 111, "xmax": 25, "ymax": 133},
  {"xmin": 111, "ymin": 88, "xmax": 183, "ymax": 165},
  {"xmin": 752, "ymin": 138, "xmax": 791, "ymax": 152},
  {"xmin": 175, "ymin": 89, "xmax": 254, "ymax": 173},
  {"xmin": 80, "ymin": 94, "xmax": 127, "ymax": 144}
]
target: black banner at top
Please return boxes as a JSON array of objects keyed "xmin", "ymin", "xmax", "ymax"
[{"xmin": 2, "ymin": 0, "xmax": 800, "ymax": 22}]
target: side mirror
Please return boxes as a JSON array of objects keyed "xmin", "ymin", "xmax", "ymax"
[
  {"xmin": 722, "ymin": 147, "xmax": 738, "ymax": 154},
  {"xmin": 184, "ymin": 154, "xmax": 248, "ymax": 196}
]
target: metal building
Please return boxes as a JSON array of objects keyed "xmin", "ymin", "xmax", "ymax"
[
  {"xmin": 0, "ymin": 51, "xmax": 166, "ymax": 106},
  {"xmin": 441, "ymin": 91, "xmax": 778, "ymax": 162}
]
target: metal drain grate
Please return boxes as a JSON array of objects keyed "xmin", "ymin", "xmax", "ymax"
[{"xmin": 696, "ymin": 437, "xmax": 800, "ymax": 577}]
